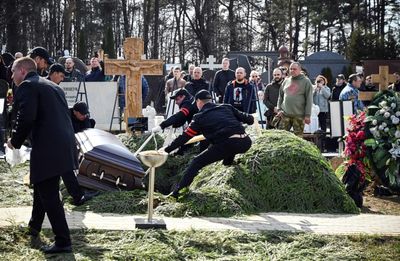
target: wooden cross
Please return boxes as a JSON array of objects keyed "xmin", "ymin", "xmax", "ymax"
[
  {"xmin": 104, "ymin": 38, "xmax": 163, "ymax": 126},
  {"xmin": 200, "ymin": 55, "xmax": 222, "ymax": 70},
  {"xmin": 359, "ymin": 66, "xmax": 397, "ymax": 101}
]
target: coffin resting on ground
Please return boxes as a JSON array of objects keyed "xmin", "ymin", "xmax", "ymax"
[{"xmin": 75, "ymin": 129, "xmax": 145, "ymax": 191}]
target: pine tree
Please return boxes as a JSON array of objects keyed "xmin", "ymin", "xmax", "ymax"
[
  {"xmin": 102, "ymin": 26, "xmax": 116, "ymax": 59},
  {"xmin": 77, "ymin": 31, "xmax": 87, "ymax": 61}
]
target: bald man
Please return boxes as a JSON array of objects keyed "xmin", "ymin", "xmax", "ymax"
[
  {"xmin": 9, "ymin": 57, "xmax": 76, "ymax": 253},
  {"xmin": 264, "ymin": 68, "xmax": 284, "ymax": 128},
  {"xmin": 64, "ymin": 58, "xmax": 82, "ymax": 82},
  {"xmin": 223, "ymin": 67, "xmax": 256, "ymax": 113},
  {"xmin": 184, "ymin": 67, "xmax": 209, "ymax": 96},
  {"xmin": 276, "ymin": 62, "xmax": 313, "ymax": 136}
]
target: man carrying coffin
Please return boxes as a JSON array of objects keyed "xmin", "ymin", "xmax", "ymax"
[{"xmin": 8, "ymin": 57, "xmax": 75, "ymax": 253}]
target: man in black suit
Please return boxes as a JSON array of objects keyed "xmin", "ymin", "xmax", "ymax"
[{"xmin": 8, "ymin": 57, "xmax": 77, "ymax": 254}]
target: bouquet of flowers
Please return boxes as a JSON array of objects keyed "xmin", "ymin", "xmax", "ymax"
[
  {"xmin": 364, "ymin": 90, "xmax": 400, "ymax": 190},
  {"xmin": 341, "ymin": 111, "xmax": 370, "ymax": 207},
  {"xmin": 343, "ymin": 111, "xmax": 369, "ymax": 183}
]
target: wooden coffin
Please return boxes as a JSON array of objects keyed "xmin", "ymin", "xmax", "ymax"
[{"xmin": 75, "ymin": 129, "xmax": 145, "ymax": 191}]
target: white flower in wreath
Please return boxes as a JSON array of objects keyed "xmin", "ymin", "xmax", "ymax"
[
  {"xmin": 382, "ymin": 122, "xmax": 387, "ymax": 128},
  {"xmin": 384, "ymin": 112, "xmax": 391, "ymax": 118},
  {"xmin": 380, "ymin": 101, "xmax": 387, "ymax": 107},
  {"xmin": 391, "ymin": 103, "xmax": 397, "ymax": 109},
  {"xmin": 389, "ymin": 144, "xmax": 400, "ymax": 158},
  {"xmin": 372, "ymin": 119, "xmax": 378, "ymax": 125},
  {"xmin": 380, "ymin": 109, "xmax": 386, "ymax": 114},
  {"xmin": 395, "ymin": 130, "xmax": 400, "ymax": 138},
  {"xmin": 385, "ymin": 127, "xmax": 390, "ymax": 132},
  {"xmin": 396, "ymin": 111, "xmax": 400, "ymax": 117},
  {"xmin": 392, "ymin": 117, "xmax": 400, "ymax": 125},
  {"xmin": 379, "ymin": 125, "xmax": 385, "ymax": 130}
]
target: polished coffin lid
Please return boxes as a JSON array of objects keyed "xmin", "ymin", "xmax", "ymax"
[{"xmin": 75, "ymin": 129, "xmax": 145, "ymax": 177}]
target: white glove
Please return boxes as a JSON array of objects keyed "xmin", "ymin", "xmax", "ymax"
[{"xmin": 151, "ymin": 126, "xmax": 162, "ymax": 133}]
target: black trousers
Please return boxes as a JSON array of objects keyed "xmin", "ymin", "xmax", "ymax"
[
  {"xmin": 28, "ymin": 175, "xmax": 71, "ymax": 247},
  {"xmin": 176, "ymin": 136, "xmax": 252, "ymax": 191},
  {"xmin": 62, "ymin": 170, "xmax": 83, "ymax": 202},
  {"xmin": 318, "ymin": 112, "xmax": 328, "ymax": 132}
]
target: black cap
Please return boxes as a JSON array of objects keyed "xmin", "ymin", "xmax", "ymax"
[
  {"xmin": 28, "ymin": 47, "xmax": 53, "ymax": 65},
  {"xmin": 195, "ymin": 90, "xmax": 212, "ymax": 100},
  {"xmin": 170, "ymin": 88, "xmax": 190, "ymax": 99},
  {"xmin": 73, "ymin": 101, "xmax": 89, "ymax": 115},
  {"xmin": 49, "ymin": 63, "xmax": 67, "ymax": 75},
  {"xmin": 336, "ymin": 74, "xmax": 345, "ymax": 80}
]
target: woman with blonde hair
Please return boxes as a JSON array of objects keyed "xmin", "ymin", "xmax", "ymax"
[{"xmin": 313, "ymin": 75, "xmax": 331, "ymax": 133}]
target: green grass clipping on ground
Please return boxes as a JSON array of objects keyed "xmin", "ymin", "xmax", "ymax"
[
  {"xmin": 0, "ymin": 227, "xmax": 399, "ymax": 260},
  {"xmin": 75, "ymin": 130, "xmax": 358, "ymax": 216}
]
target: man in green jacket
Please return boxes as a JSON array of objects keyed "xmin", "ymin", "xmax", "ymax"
[{"xmin": 276, "ymin": 62, "xmax": 313, "ymax": 136}]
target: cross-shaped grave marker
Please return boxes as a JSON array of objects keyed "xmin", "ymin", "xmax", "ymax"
[
  {"xmin": 104, "ymin": 38, "xmax": 163, "ymax": 128},
  {"xmin": 359, "ymin": 65, "xmax": 397, "ymax": 101},
  {"xmin": 199, "ymin": 55, "xmax": 222, "ymax": 70}
]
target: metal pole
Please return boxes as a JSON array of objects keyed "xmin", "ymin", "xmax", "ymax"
[{"xmin": 147, "ymin": 166, "xmax": 155, "ymax": 223}]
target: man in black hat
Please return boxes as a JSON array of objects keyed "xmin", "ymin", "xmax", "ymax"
[
  {"xmin": 152, "ymin": 88, "xmax": 198, "ymax": 133},
  {"xmin": 28, "ymin": 46, "xmax": 53, "ymax": 77},
  {"xmin": 162, "ymin": 90, "xmax": 254, "ymax": 198},
  {"xmin": 47, "ymin": 63, "xmax": 66, "ymax": 85},
  {"xmin": 70, "ymin": 101, "xmax": 93, "ymax": 133},
  {"xmin": 331, "ymin": 74, "xmax": 346, "ymax": 101}
]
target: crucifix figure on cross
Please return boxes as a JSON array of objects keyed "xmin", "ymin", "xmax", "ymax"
[{"xmin": 104, "ymin": 38, "xmax": 163, "ymax": 129}]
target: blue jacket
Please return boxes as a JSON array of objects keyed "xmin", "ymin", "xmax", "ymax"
[
  {"xmin": 313, "ymin": 85, "xmax": 331, "ymax": 112},
  {"xmin": 85, "ymin": 67, "xmax": 105, "ymax": 82},
  {"xmin": 339, "ymin": 83, "xmax": 364, "ymax": 112}
]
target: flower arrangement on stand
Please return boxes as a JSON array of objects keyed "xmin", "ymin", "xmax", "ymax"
[
  {"xmin": 364, "ymin": 90, "xmax": 400, "ymax": 192},
  {"xmin": 342, "ymin": 111, "xmax": 370, "ymax": 207}
]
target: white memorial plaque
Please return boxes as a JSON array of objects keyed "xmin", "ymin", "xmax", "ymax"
[
  {"xmin": 59, "ymin": 81, "xmax": 119, "ymax": 130},
  {"xmin": 329, "ymin": 100, "xmax": 354, "ymax": 138}
]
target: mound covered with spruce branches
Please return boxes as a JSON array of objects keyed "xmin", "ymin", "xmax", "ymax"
[{"xmin": 76, "ymin": 130, "xmax": 358, "ymax": 216}]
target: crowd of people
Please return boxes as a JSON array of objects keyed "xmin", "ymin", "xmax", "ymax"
[
  {"xmin": 155, "ymin": 59, "xmax": 400, "ymax": 200},
  {"xmin": 1, "ymin": 46, "xmax": 400, "ymax": 255}
]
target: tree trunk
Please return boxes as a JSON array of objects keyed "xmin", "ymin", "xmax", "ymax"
[
  {"xmin": 5, "ymin": 0, "xmax": 19, "ymax": 54},
  {"xmin": 143, "ymin": 0, "xmax": 151, "ymax": 57},
  {"xmin": 152, "ymin": 0, "xmax": 160, "ymax": 59},
  {"xmin": 63, "ymin": 0, "xmax": 76, "ymax": 52},
  {"xmin": 121, "ymin": 0, "xmax": 130, "ymax": 38},
  {"xmin": 227, "ymin": 0, "xmax": 237, "ymax": 51},
  {"xmin": 288, "ymin": 0, "xmax": 292, "ymax": 51},
  {"xmin": 304, "ymin": 5, "xmax": 309, "ymax": 57},
  {"xmin": 292, "ymin": 3, "xmax": 301, "ymax": 59}
]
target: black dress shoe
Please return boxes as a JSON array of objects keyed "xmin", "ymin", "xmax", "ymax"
[
  {"xmin": 73, "ymin": 191, "xmax": 99, "ymax": 206},
  {"xmin": 41, "ymin": 243, "xmax": 72, "ymax": 254}
]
